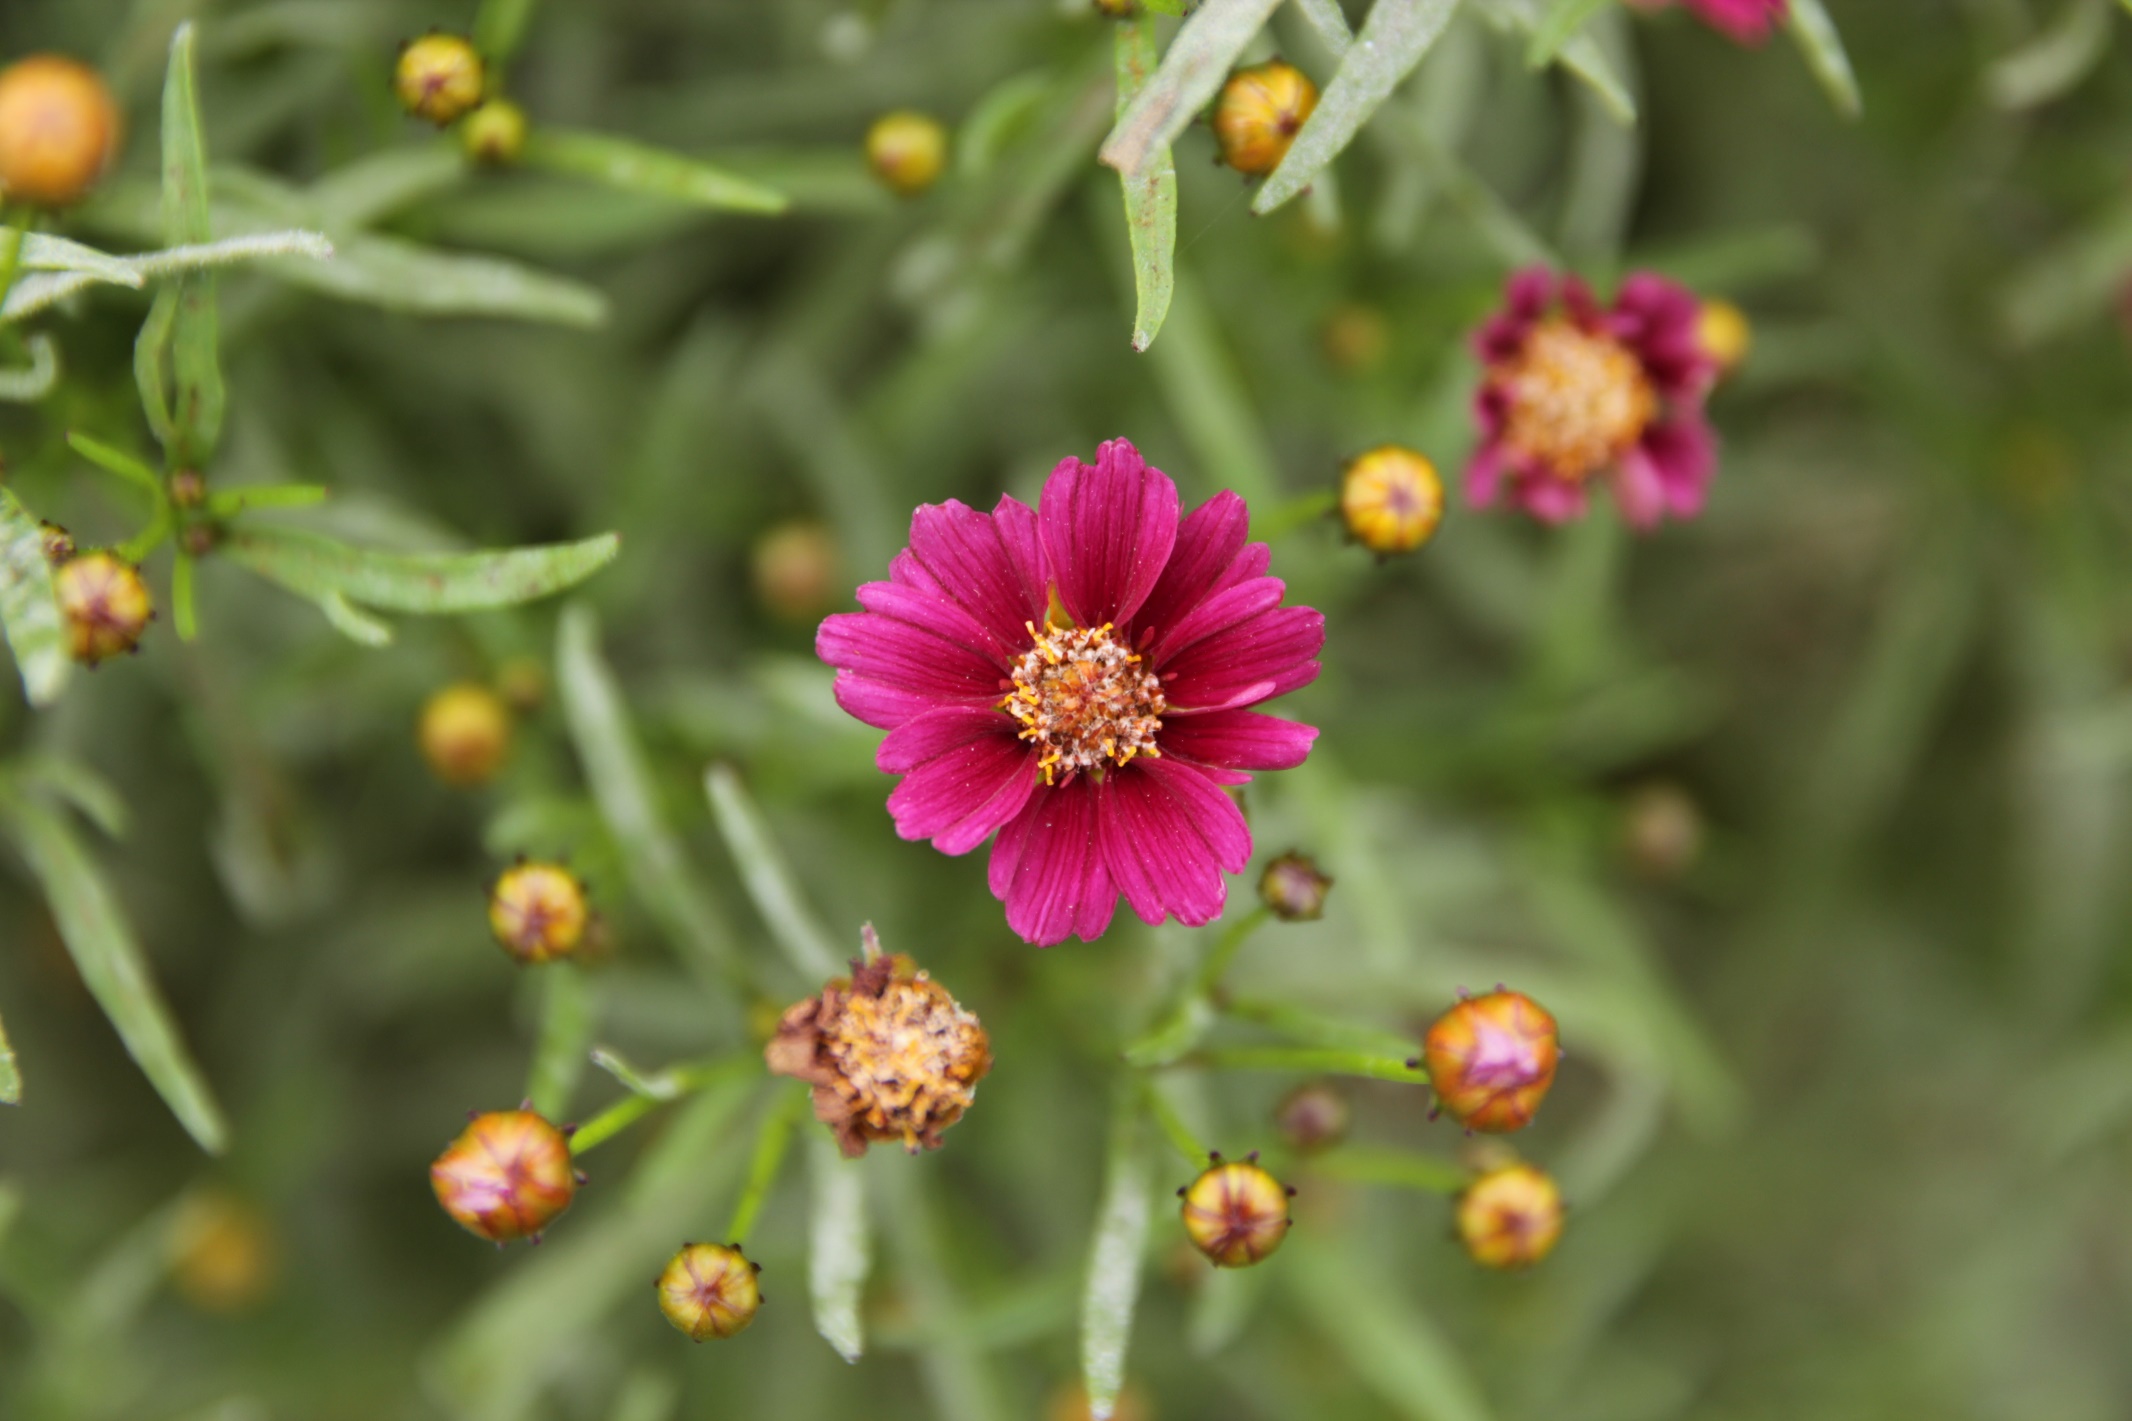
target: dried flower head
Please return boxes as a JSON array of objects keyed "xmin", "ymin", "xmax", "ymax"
[
  {"xmin": 1421, "ymin": 989, "xmax": 1561, "ymax": 1133},
  {"xmin": 395, "ymin": 33, "xmax": 486, "ymax": 126},
  {"xmin": 419, "ymin": 682, "xmax": 513, "ymax": 787},
  {"xmin": 1273, "ymin": 1080, "xmax": 1349, "ymax": 1153},
  {"xmin": 753, "ymin": 520, "xmax": 841, "ymax": 620},
  {"xmin": 488, "ymin": 861, "xmax": 590, "ymax": 965},
  {"xmin": 766, "ymin": 948, "xmax": 992, "ymax": 1157},
  {"xmin": 1179, "ymin": 1153, "xmax": 1293, "ymax": 1267},
  {"xmin": 656, "ymin": 1241, "xmax": 763, "ymax": 1340},
  {"xmin": 461, "ymin": 97, "xmax": 527, "ymax": 164},
  {"xmin": 430, "ymin": 1109, "xmax": 579, "ymax": 1243},
  {"xmin": 55, "ymin": 552, "xmax": 152, "ymax": 665},
  {"xmin": 0, "ymin": 55, "xmax": 120, "ymax": 207},
  {"xmin": 172, "ymin": 1191, "xmax": 279, "ymax": 1312},
  {"xmin": 866, "ymin": 111, "xmax": 948, "ymax": 197},
  {"xmin": 1341, "ymin": 446, "xmax": 1444, "ymax": 556},
  {"xmin": 817, "ymin": 438, "xmax": 1323, "ymax": 945},
  {"xmin": 1258, "ymin": 851, "xmax": 1333, "ymax": 922},
  {"xmin": 1212, "ymin": 61, "xmax": 1317, "ymax": 177},
  {"xmin": 1697, "ymin": 298, "xmax": 1751, "ymax": 377},
  {"xmin": 1456, "ymin": 1162, "xmax": 1564, "ymax": 1269},
  {"xmin": 1468, "ymin": 268, "xmax": 1718, "ymax": 530}
]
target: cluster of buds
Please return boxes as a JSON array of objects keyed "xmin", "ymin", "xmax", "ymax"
[
  {"xmin": 865, "ymin": 111, "xmax": 949, "ymax": 197},
  {"xmin": 393, "ymin": 32, "xmax": 526, "ymax": 164},
  {"xmin": 418, "ymin": 681, "xmax": 515, "ymax": 787},
  {"xmin": 0, "ymin": 55, "xmax": 120, "ymax": 208},
  {"xmin": 1212, "ymin": 61, "xmax": 1317, "ymax": 177},
  {"xmin": 53, "ymin": 551, "xmax": 154, "ymax": 666},
  {"xmin": 488, "ymin": 860, "xmax": 592, "ymax": 966},
  {"xmin": 1178, "ymin": 1152, "xmax": 1294, "ymax": 1268},
  {"xmin": 429, "ymin": 1108, "xmax": 582, "ymax": 1244},
  {"xmin": 656, "ymin": 1242, "xmax": 763, "ymax": 1340}
]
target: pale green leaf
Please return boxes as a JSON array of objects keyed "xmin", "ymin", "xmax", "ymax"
[
  {"xmin": 1999, "ymin": 201, "xmax": 2132, "ymax": 347},
  {"xmin": 0, "ymin": 333, "xmax": 59, "ymax": 402},
  {"xmin": 13, "ymin": 753, "xmax": 130, "ymax": 839},
  {"xmin": 704, "ymin": 763, "xmax": 842, "ymax": 981},
  {"xmin": 1484, "ymin": 0, "xmax": 1635, "ymax": 124},
  {"xmin": 1524, "ymin": 0, "xmax": 1614, "ymax": 65},
  {"xmin": 1080, "ymin": 1087, "xmax": 1153, "ymax": 1421},
  {"xmin": 68, "ymin": 431, "xmax": 162, "ymax": 498},
  {"xmin": 0, "ymin": 1005, "xmax": 19, "ymax": 1104},
  {"xmin": 1255, "ymin": 0, "xmax": 1465, "ymax": 215},
  {"xmin": 476, "ymin": 0, "xmax": 541, "ymax": 61},
  {"xmin": 220, "ymin": 524, "xmax": 619, "ymax": 614},
  {"xmin": 1293, "ymin": 0, "xmax": 1357, "ymax": 48},
  {"xmin": 1288, "ymin": 1235, "xmax": 1495, "ymax": 1421},
  {"xmin": 315, "ymin": 590, "xmax": 393, "ymax": 646},
  {"xmin": 264, "ymin": 231, "xmax": 608, "ymax": 327},
  {"xmin": 1099, "ymin": 0, "xmax": 1286, "ymax": 177},
  {"xmin": 1786, "ymin": 0, "xmax": 1862, "ymax": 119},
  {"xmin": 1114, "ymin": 16, "xmax": 1177, "ymax": 352},
  {"xmin": 523, "ymin": 130, "xmax": 789, "ymax": 215},
  {"xmin": 808, "ymin": 1132, "xmax": 870, "ymax": 1363},
  {"xmin": 127, "ymin": 231, "xmax": 334, "ymax": 278},
  {"xmin": 1, "ymin": 795, "xmax": 227, "ymax": 1154},
  {"xmin": 1987, "ymin": 0, "xmax": 2110, "ymax": 110},
  {"xmin": 1142, "ymin": 271, "xmax": 1282, "ymax": 507},
  {"xmin": 8, "ymin": 230, "xmax": 146, "ymax": 287},
  {"xmin": 160, "ymin": 24, "xmax": 212, "ymax": 249},
  {"xmin": 310, "ymin": 144, "xmax": 466, "ymax": 230},
  {"xmin": 162, "ymin": 22, "xmax": 225, "ymax": 465},
  {"xmin": 725, "ymin": 1086, "xmax": 805, "ymax": 1243},
  {"xmin": 134, "ymin": 285, "xmax": 177, "ymax": 451},
  {"xmin": 206, "ymin": 483, "xmax": 328, "ymax": 517},
  {"xmin": 0, "ymin": 488, "xmax": 70, "ymax": 706},
  {"xmin": 524, "ymin": 963, "xmax": 596, "ymax": 1120}
]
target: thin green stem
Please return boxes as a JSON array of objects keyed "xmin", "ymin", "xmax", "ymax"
[
  {"xmin": 725, "ymin": 1084, "xmax": 808, "ymax": 1244},
  {"xmin": 1307, "ymin": 1144, "xmax": 1465, "ymax": 1196},
  {"xmin": 1141, "ymin": 1078, "xmax": 1210, "ymax": 1167},
  {"xmin": 570, "ymin": 1051, "xmax": 757, "ymax": 1156},
  {"xmin": 1193, "ymin": 906, "xmax": 1269, "ymax": 996},
  {"xmin": 1190, "ymin": 1046, "xmax": 1428, "ymax": 1085},
  {"xmin": 1220, "ymin": 995, "xmax": 1416, "ymax": 1057}
]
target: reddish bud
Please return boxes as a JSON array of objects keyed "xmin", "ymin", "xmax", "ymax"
[
  {"xmin": 656, "ymin": 1242, "xmax": 762, "ymax": 1340},
  {"xmin": 488, "ymin": 861, "xmax": 590, "ymax": 965},
  {"xmin": 1420, "ymin": 989, "xmax": 1560, "ymax": 1133},
  {"xmin": 1455, "ymin": 1162, "xmax": 1564, "ymax": 1269},
  {"xmin": 1180, "ymin": 1156, "xmax": 1292, "ymax": 1268},
  {"xmin": 430, "ymin": 1109, "xmax": 577, "ymax": 1243}
]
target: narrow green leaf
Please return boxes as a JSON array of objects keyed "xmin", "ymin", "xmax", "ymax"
[
  {"xmin": 1192, "ymin": 1045, "xmax": 1429, "ymax": 1083},
  {"xmin": 160, "ymin": 25, "xmax": 212, "ymax": 248},
  {"xmin": 12, "ymin": 754, "xmax": 130, "ymax": 839},
  {"xmin": 0, "ymin": 1004, "xmax": 19, "ymax": 1104},
  {"xmin": 220, "ymin": 524, "xmax": 619, "ymax": 614},
  {"xmin": 475, "ymin": 0, "xmax": 541, "ymax": 61},
  {"xmin": 725, "ymin": 1086, "xmax": 806, "ymax": 1244},
  {"xmin": 127, "ymin": 231, "xmax": 333, "ymax": 278},
  {"xmin": 1999, "ymin": 200, "xmax": 2132, "ymax": 347},
  {"xmin": 161, "ymin": 22, "xmax": 224, "ymax": 465},
  {"xmin": 1987, "ymin": 0, "xmax": 2110, "ymax": 110},
  {"xmin": 808, "ymin": 1132, "xmax": 870, "ymax": 1363},
  {"xmin": 1080, "ymin": 1085, "xmax": 1153, "ymax": 1421},
  {"xmin": 876, "ymin": 1163, "xmax": 1008, "ymax": 1421},
  {"xmin": 1144, "ymin": 272, "xmax": 1282, "ymax": 507},
  {"xmin": 1294, "ymin": 0, "xmax": 1357, "ymax": 47},
  {"xmin": 1255, "ymin": 0, "xmax": 1465, "ymax": 215},
  {"xmin": 133, "ymin": 286, "xmax": 178, "ymax": 452},
  {"xmin": 67, "ymin": 432, "xmax": 162, "ymax": 498},
  {"xmin": 704, "ymin": 763, "xmax": 843, "ymax": 981},
  {"xmin": 1484, "ymin": 0, "xmax": 1636, "ymax": 124},
  {"xmin": 0, "ymin": 488, "xmax": 70, "ymax": 706},
  {"xmin": 558, "ymin": 605, "xmax": 746, "ymax": 992},
  {"xmin": 174, "ymin": 555, "xmax": 196, "ymax": 644},
  {"xmin": 315, "ymin": 590, "xmax": 393, "ymax": 646},
  {"xmin": 0, "ymin": 333, "xmax": 60, "ymax": 402},
  {"xmin": 1, "ymin": 796, "xmax": 227, "ymax": 1154},
  {"xmin": 205, "ymin": 483, "xmax": 328, "ymax": 517},
  {"xmin": 1099, "ymin": 0, "xmax": 1286, "ymax": 177},
  {"xmin": 311, "ymin": 144, "xmax": 466, "ymax": 230},
  {"xmin": 269, "ymin": 232, "xmax": 607, "ymax": 327},
  {"xmin": 523, "ymin": 130, "xmax": 789, "ymax": 215},
  {"xmin": 1113, "ymin": 16, "xmax": 1177, "ymax": 352},
  {"xmin": 1288, "ymin": 1235, "xmax": 1496, "ymax": 1421},
  {"xmin": 524, "ymin": 963, "xmax": 596, "ymax": 1120},
  {"xmin": 1785, "ymin": 0, "xmax": 1862, "ymax": 119},
  {"xmin": 7, "ymin": 230, "xmax": 146, "ymax": 287},
  {"xmin": 1525, "ymin": 0, "xmax": 1614, "ymax": 65}
]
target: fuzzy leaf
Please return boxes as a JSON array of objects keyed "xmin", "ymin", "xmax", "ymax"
[
  {"xmin": 1288, "ymin": 1236, "xmax": 1495, "ymax": 1421},
  {"xmin": 266, "ymin": 231, "xmax": 608, "ymax": 326},
  {"xmin": 1786, "ymin": 0, "xmax": 1862, "ymax": 119},
  {"xmin": 8, "ymin": 230, "xmax": 145, "ymax": 287},
  {"xmin": 1099, "ymin": 0, "xmax": 1285, "ymax": 177},
  {"xmin": 161, "ymin": 23, "xmax": 225, "ymax": 465},
  {"xmin": 220, "ymin": 524, "xmax": 619, "ymax": 614},
  {"xmin": 0, "ymin": 333, "xmax": 60, "ymax": 402},
  {"xmin": 0, "ymin": 489, "xmax": 69, "ymax": 706},
  {"xmin": 808, "ymin": 1133, "xmax": 870, "ymax": 1363},
  {"xmin": 1114, "ymin": 16, "xmax": 1177, "ymax": 352},
  {"xmin": 704, "ymin": 764, "xmax": 842, "ymax": 982},
  {"xmin": 523, "ymin": 130, "xmax": 790, "ymax": 215},
  {"xmin": 1080, "ymin": 1088, "xmax": 1153, "ymax": 1421}
]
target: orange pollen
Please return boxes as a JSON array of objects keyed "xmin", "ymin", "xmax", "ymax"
[
  {"xmin": 1496, "ymin": 319, "xmax": 1657, "ymax": 482},
  {"xmin": 1003, "ymin": 621, "xmax": 1166, "ymax": 785}
]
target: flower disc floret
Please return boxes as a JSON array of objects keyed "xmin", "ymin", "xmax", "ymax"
[
  {"xmin": 1496, "ymin": 320, "xmax": 1657, "ymax": 482},
  {"xmin": 1005, "ymin": 622, "xmax": 1166, "ymax": 783}
]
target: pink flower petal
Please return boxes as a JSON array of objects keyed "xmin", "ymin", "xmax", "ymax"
[
  {"xmin": 1159, "ymin": 709, "xmax": 1318, "ymax": 771},
  {"xmin": 1139, "ymin": 756, "xmax": 1251, "ymax": 874},
  {"xmin": 1510, "ymin": 472, "xmax": 1591, "ymax": 524},
  {"xmin": 1465, "ymin": 443, "xmax": 1508, "ymax": 509},
  {"xmin": 877, "ymin": 704, "xmax": 1013, "ymax": 773},
  {"xmin": 1685, "ymin": 0, "xmax": 1787, "ymax": 43},
  {"xmin": 885, "ymin": 722, "xmax": 1039, "ymax": 856},
  {"xmin": 1642, "ymin": 415, "xmax": 1718, "ymax": 516},
  {"xmin": 907, "ymin": 499, "xmax": 1049, "ymax": 652},
  {"xmin": 991, "ymin": 495, "xmax": 1046, "ymax": 610},
  {"xmin": 1099, "ymin": 764, "xmax": 1228, "ymax": 927},
  {"xmin": 1610, "ymin": 270, "xmax": 1715, "ymax": 399},
  {"xmin": 1132, "ymin": 491, "xmax": 1249, "ymax": 636},
  {"xmin": 1162, "ymin": 605, "xmax": 1324, "ymax": 712},
  {"xmin": 1612, "ymin": 448, "xmax": 1668, "ymax": 532},
  {"xmin": 990, "ymin": 780, "xmax": 1119, "ymax": 945},
  {"xmin": 817, "ymin": 611, "xmax": 1005, "ymax": 728},
  {"xmin": 1039, "ymin": 438, "xmax": 1181, "ymax": 629},
  {"xmin": 1147, "ymin": 575, "xmax": 1286, "ymax": 667},
  {"xmin": 856, "ymin": 579, "xmax": 1018, "ymax": 668},
  {"xmin": 832, "ymin": 671, "xmax": 941, "ymax": 730}
]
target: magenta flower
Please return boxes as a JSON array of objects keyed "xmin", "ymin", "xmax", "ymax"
[
  {"xmin": 1628, "ymin": 0, "xmax": 1789, "ymax": 44},
  {"xmin": 818, "ymin": 439, "xmax": 1323, "ymax": 946},
  {"xmin": 1465, "ymin": 267, "xmax": 1720, "ymax": 532}
]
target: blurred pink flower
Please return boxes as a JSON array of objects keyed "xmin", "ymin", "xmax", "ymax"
[
  {"xmin": 1629, "ymin": 0, "xmax": 1790, "ymax": 44},
  {"xmin": 1466, "ymin": 268, "xmax": 1720, "ymax": 531},
  {"xmin": 819, "ymin": 439, "xmax": 1322, "ymax": 945}
]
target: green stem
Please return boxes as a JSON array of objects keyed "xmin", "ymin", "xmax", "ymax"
[
  {"xmin": 1220, "ymin": 995, "xmax": 1416, "ymax": 1056},
  {"xmin": 1191, "ymin": 1046, "xmax": 1428, "ymax": 1085},
  {"xmin": 1307, "ymin": 1144, "xmax": 1465, "ymax": 1196},
  {"xmin": 569, "ymin": 1051, "xmax": 757, "ymax": 1156},
  {"xmin": 725, "ymin": 1085, "xmax": 808, "ymax": 1245},
  {"xmin": 1193, "ymin": 906, "xmax": 1269, "ymax": 996},
  {"xmin": 0, "ymin": 210, "xmax": 25, "ymax": 317},
  {"xmin": 1141, "ymin": 1078, "xmax": 1210, "ymax": 1166}
]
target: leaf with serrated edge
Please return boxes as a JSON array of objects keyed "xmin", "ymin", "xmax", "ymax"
[
  {"xmin": 809, "ymin": 1132, "xmax": 870, "ymax": 1362},
  {"xmin": 220, "ymin": 524, "xmax": 618, "ymax": 614},
  {"xmin": 1100, "ymin": 0, "xmax": 1285, "ymax": 177},
  {"xmin": 1080, "ymin": 1088, "xmax": 1152, "ymax": 1421},
  {"xmin": 0, "ymin": 489, "xmax": 69, "ymax": 706}
]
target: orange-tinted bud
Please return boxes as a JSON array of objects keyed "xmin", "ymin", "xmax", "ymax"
[
  {"xmin": 1420, "ymin": 990, "xmax": 1560, "ymax": 1133},
  {"xmin": 418, "ymin": 682, "xmax": 513, "ymax": 787},
  {"xmin": 488, "ymin": 861, "xmax": 590, "ymax": 965},
  {"xmin": 1258, "ymin": 851, "xmax": 1332, "ymax": 922},
  {"xmin": 1178, "ymin": 1154, "xmax": 1292, "ymax": 1268},
  {"xmin": 430, "ymin": 1109, "xmax": 578, "ymax": 1243},
  {"xmin": 753, "ymin": 520, "xmax": 840, "ymax": 621},
  {"xmin": 1322, "ymin": 303, "xmax": 1390, "ymax": 375},
  {"xmin": 1455, "ymin": 1162, "xmax": 1563, "ymax": 1269},
  {"xmin": 1212, "ymin": 61, "xmax": 1317, "ymax": 178},
  {"xmin": 461, "ymin": 98, "xmax": 526, "ymax": 164},
  {"xmin": 656, "ymin": 1241, "xmax": 762, "ymax": 1340},
  {"xmin": 1622, "ymin": 780, "xmax": 1703, "ymax": 881},
  {"xmin": 1697, "ymin": 298, "xmax": 1751, "ymax": 378},
  {"xmin": 395, "ymin": 33, "xmax": 485, "ymax": 126},
  {"xmin": 1273, "ymin": 1080, "xmax": 1349, "ymax": 1153},
  {"xmin": 171, "ymin": 1190, "xmax": 279, "ymax": 1312},
  {"xmin": 55, "ymin": 553, "xmax": 152, "ymax": 665},
  {"xmin": 866, "ymin": 111, "xmax": 948, "ymax": 197},
  {"xmin": 1341, "ymin": 446, "xmax": 1443, "ymax": 556},
  {"xmin": 0, "ymin": 56, "xmax": 120, "ymax": 208},
  {"xmin": 1090, "ymin": 0, "xmax": 1141, "ymax": 16}
]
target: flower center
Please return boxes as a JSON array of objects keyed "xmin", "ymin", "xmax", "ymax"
[
  {"xmin": 1005, "ymin": 621, "xmax": 1166, "ymax": 785},
  {"xmin": 1497, "ymin": 319, "xmax": 1657, "ymax": 481}
]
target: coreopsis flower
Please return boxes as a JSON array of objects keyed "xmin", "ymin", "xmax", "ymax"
[
  {"xmin": 1213, "ymin": 61, "xmax": 1317, "ymax": 177},
  {"xmin": 1466, "ymin": 268, "xmax": 1718, "ymax": 531},
  {"xmin": 1420, "ymin": 989, "xmax": 1561, "ymax": 1133},
  {"xmin": 1178, "ymin": 1153, "xmax": 1293, "ymax": 1267},
  {"xmin": 1456, "ymin": 1162, "xmax": 1565, "ymax": 1269},
  {"xmin": 1340, "ymin": 446, "xmax": 1444, "ymax": 555},
  {"xmin": 765, "ymin": 951, "xmax": 992, "ymax": 1157},
  {"xmin": 430, "ymin": 1109, "xmax": 579, "ymax": 1243},
  {"xmin": 461, "ymin": 98, "xmax": 527, "ymax": 164},
  {"xmin": 656, "ymin": 1242, "xmax": 762, "ymax": 1340},
  {"xmin": 816, "ymin": 439, "xmax": 1324, "ymax": 945}
]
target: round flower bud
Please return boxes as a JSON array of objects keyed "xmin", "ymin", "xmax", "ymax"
[
  {"xmin": 55, "ymin": 553, "xmax": 152, "ymax": 665},
  {"xmin": 1697, "ymin": 298, "xmax": 1751, "ymax": 378},
  {"xmin": 1455, "ymin": 1162, "xmax": 1564, "ymax": 1269},
  {"xmin": 430, "ymin": 1109, "xmax": 578, "ymax": 1243},
  {"xmin": 865, "ymin": 111, "xmax": 948, "ymax": 197},
  {"xmin": 1273, "ymin": 1080, "xmax": 1349, "ymax": 1154},
  {"xmin": 1341, "ymin": 446, "xmax": 1444, "ymax": 557},
  {"xmin": 1212, "ymin": 61, "xmax": 1317, "ymax": 178},
  {"xmin": 418, "ymin": 682, "xmax": 513, "ymax": 787},
  {"xmin": 1621, "ymin": 780, "xmax": 1703, "ymax": 881},
  {"xmin": 1258, "ymin": 851, "xmax": 1332, "ymax": 922},
  {"xmin": 1322, "ymin": 303, "xmax": 1390, "ymax": 375},
  {"xmin": 495, "ymin": 655, "xmax": 548, "ymax": 713},
  {"xmin": 0, "ymin": 56, "xmax": 120, "ymax": 208},
  {"xmin": 1178, "ymin": 1153, "xmax": 1293, "ymax": 1268},
  {"xmin": 656, "ymin": 1241, "xmax": 762, "ymax": 1341},
  {"xmin": 488, "ymin": 861, "xmax": 590, "ymax": 965},
  {"xmin": 461, "ymin": 98, "xmax": 526, "ymax": 165},
  {"xmin": 1420, "ymin": 990, "xmax": 1561, "ymax": 1134},
  {"xmin": 765, "ymin": 949, "xmax": 992, "ymax": 1157},
  {"xmin": 171, "ymin": 1191, "xmax": 279, "ymax": 1312},
  {"xmin": 753, "ymin": 520, "xmax": 840, "ymax": 621},
  {"xmin": 395, "ymin": 33, "xmax": 486, "ymax": 127}
]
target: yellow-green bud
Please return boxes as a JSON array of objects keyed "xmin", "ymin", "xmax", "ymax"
[
  {"xmin": 488, "ymin": 861, "xmax": 590, "ymax": 966},
  {"xmin": 55, "ymin": 552, "xmax": 152, "ymax": 665},
  {"xmin": 418, "ymin": 682, "xmax": 513, "ymax": 787},
  {"xmin": 1341, "ymin": 446, "xmax": 1444, "ymax": 557},
  {"xmin": 1178, "ymin": 1153, "xmax": 1293, "ymax": 1268},
  {"xmin": 866, "ymin": 111, "xmax": 948, "ymax": 197},
  {"xmin": 1455, "ymin": 1162, "xmax": 1564, "ymax": 1269},
  {"xmin": 395, "ymin": 33, "xmax": 485, "ymax": 127},
  {"xmin": 461, "ymin": 98, "xmax": 527, "ymax": 164},
  {"xmin": 656, "ymin": 1242, "xmax": 763, "ymax": 1340}
]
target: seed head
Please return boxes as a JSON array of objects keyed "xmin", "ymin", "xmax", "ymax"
[
  {"xmin": 1273, "ymin": 1081, "xmax": 1349, "ymax": 1153},
  {"xmin": 1213, "ymin": 61, "xmax": 1317, "ymax": 178},
  {"xmin": 419, "ymin": 682, "xmax": 513, "ymax": 787},
  {"xmin": 430, "ymin": 1109, "xmax": 577, "ymax": 1243},
  {"xmin": 55, "ymin": 553, "xmax": 152, "ymax": 665},
  {"xmin": 1455, "ymin": 1162, "xmax": 1564, "ymax": 1269},
  {"xmin": 395, "ymin": 33, "xmax": 486, "ymax": 126},
  {"xmin": 0, "ymin": 56, "xmax": 120, "ymax": 208},
  {"xmin": 765, "ymin": 949, "xmax": 992, "ymax": 1158},
  {"xmin": 462, "ymin": 98, "xmax": 527, "ymax": 164},
  {"xmin": 1258, "ymin": 851, "xmax": 1332, "ymax": 922},
  {"xmin": 1179, "ymin": 1155, "xmax": 1292, "ymax": 1268},
  {"xmin": 656, "ymin": 1241, "xmax": 763, "ymax": 1340},
  {"xmin": 1421, "ymin": 989, "xmax": 1560, "ymax": 1133},
  {"xmin": 1341, "ymin": 446, "xmax": 1444, "ymax": 556},
  {"xmin": 172, "ymin": 1190, "xmax": 279, "ymax": 1312},
  {"xmin": 488, "ymin": 861, "xmax": 590, "ymax": 965},
  {"xmin": 752, "ymin": 520, "xmax": 840, "ymax": 621},
  {"xmin": 1697, "ymin": 298, "xmax": 1751, "ymax": 378},
  {"xmin": 865, "ymin": 111, "xmax": 948, "ymax": 197}
]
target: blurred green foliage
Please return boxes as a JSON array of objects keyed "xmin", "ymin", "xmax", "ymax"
[{"xmin": 2, "ymin": 1, "xmax": 2132, "ymax": 1420}]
